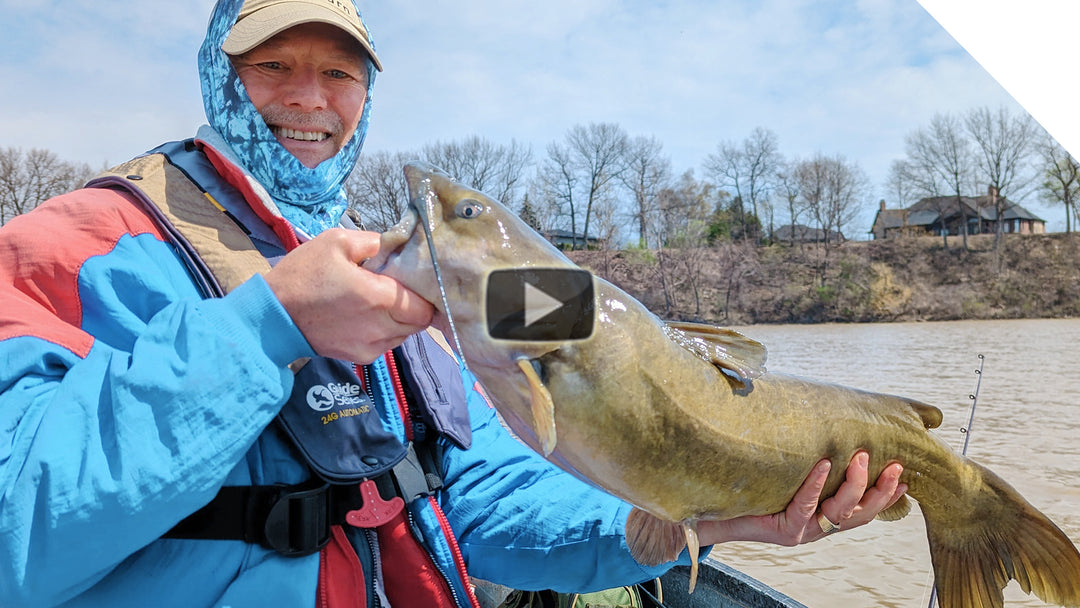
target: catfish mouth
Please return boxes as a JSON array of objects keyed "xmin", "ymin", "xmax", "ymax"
[
  {"xmin": 361, "ymin": 201, "xmax": 454, "ymax": 333},
  {"xmin": 362, "ymin": 205, "xmax": 420, "ymax": 274},
  {"xmin": 363, "ymin": 201, "xmax": 462, "ymax": 342}
]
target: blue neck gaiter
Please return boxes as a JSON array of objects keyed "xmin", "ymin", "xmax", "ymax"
[{"xmin": 197, "ymin": 0, "xmax": 377, "ymax": 236}]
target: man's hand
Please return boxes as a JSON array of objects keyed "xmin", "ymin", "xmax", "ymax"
[
  {"xmin": 697, "ymin": 452, "xmax": 907, "ymax": 546},
  {"xmin": 264, "ymin": 228, "xmax": 434, "ymax": 363}
]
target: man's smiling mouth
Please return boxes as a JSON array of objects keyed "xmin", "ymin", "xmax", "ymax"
[{"xmin": 272, "ymin": 126, "xmax": 330, "ymax": 142}]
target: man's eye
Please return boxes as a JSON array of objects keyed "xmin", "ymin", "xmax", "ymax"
[
  {"xmin": 326, "ymin": 69, "xmax": 350, "ymax": 80},
  {"xmin": 258, "ymin": 61, "xmax": 283, "ymax": 71}
]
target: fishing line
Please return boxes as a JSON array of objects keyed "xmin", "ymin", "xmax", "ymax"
[
  {"xmin": 925, "ymin": 353, "xmax": 985, "ymax": 608},
  {"xmin": 414, "ymin": 182, "xmax": 472, "ymax": 375}
]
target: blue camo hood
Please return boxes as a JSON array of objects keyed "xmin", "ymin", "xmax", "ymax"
[{"xmin": 198, "ymin": 0, "xmax": 377, "ymax": 235}]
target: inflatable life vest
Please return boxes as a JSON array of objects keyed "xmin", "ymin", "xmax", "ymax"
[{"xmin": 86, "ymin": 140, "xmax": 478, "ymax": 608}]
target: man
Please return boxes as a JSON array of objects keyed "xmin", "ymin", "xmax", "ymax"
[{"xmin": 0, "ymin": 1, "xmax": 905, "ymax": 607}]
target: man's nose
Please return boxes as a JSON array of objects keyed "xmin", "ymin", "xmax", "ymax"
[{"xmin": 281, "ymin": 68, "xmax": 328, "ymax": 111}]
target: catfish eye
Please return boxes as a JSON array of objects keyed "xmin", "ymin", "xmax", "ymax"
[{"xmin": 455, "ymin": 199, "xmax": 485, "ymax": 219}]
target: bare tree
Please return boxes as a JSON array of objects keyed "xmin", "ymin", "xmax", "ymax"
[
  {"xmin": 539, "ymin": 140, "xmax": 581, "ymax": 242},
  {"xmin": 904, "ymin": 113, "xmax": 975, "ymax": 250},
  {"xmin": 0, "ymin": 147, "xmax": 93, "ymax": 225},
  {"xmin": 775, "ymin": 159, "xmax": 806, "ymax": 247},
  {"xmin": 714, "ymin": 240, "xmax": 759, "ymax": 322},
  {"xmin": 796, "ymin": 153, "xmax": 867, "ymax": 285},
  {"xmin": 589, "ymin": 192, "xmax": 624, "ymax": 250},
  {"xmin": 540, "ymin": 123, "xmax": 628, "ymax": 249},
  {"xmin": 651, "ymin": 171, "xmax": 712, "ymax": 316},
  {"xmin": 421, "ymin": 136, "xmax": 533, "ymax": 207},
  {"xmin": 1039, "ymin": 134, "xmax": 1080, "ymax": 234},
  {"xmin": 965, "ymin": 105, "xmax": 1039, "ymax": 249},
  {"xmin": 885, "ymin": 159, "xmax": 920, "ymax": 210},
  {"xmin": 620, "ymin": 135, "xmax": 671, "ymax": 249},
  {"xmin": 567, "ymin": 123, "xmax": 628, "ymax": 249},
  {"xmin": 345, "ymin": 150, "xmax": 415, "ymax": 231},
  {"xmin": 703, "ymin": 127, "xmax": 780, "ymax": 243}
]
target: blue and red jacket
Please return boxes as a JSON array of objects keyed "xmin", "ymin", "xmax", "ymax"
[{"xmin": 0, "ymin": 137, "xmax": 690, "ymax": 608}]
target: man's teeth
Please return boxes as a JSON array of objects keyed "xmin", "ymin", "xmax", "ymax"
[{"xmin": 274, "ymin": 127, "xmax": 328, "ymax": 142}]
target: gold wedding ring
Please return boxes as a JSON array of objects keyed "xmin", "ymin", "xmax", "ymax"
[{"xmin": 818, "ymin": 513, "xmax": 841, "ymax": 535}]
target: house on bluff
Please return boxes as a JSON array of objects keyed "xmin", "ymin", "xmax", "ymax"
[
  {"xmin": 775, "ymin": 224, "xmax": 845, "ymax": 243},
  {"xmin": 543, "ymin": 229, "xmax": 605, "ymax": 250},
  {"xmin": 870, "ymin": 186, "xmax": 1046, "ymax": 240}
]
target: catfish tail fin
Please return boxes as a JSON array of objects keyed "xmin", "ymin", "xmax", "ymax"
[{"xmin": 922, "ymin": 462, "xmax": 1080, "ymax": 608}]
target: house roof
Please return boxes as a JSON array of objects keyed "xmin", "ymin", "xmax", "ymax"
[
  {"xmin": 891, "ymin": 193, "xmax": 1045, "ymax": 227},
  {"xmin": 908, "ymin": 209, "xmax": 941, "ymax": 226},
  {"xmin": 776, "ymin": 223, "xmax": 844, "ymax": 241},
  {"xmin": 544, "ymin": 229, "xmax": 600, "ymax": 241},
  {"xmin": 873, "ymin": 209, "xmax": 908, "ymax": 231}
]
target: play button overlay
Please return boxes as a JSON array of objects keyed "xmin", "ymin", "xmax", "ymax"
[{"xmin": 486, "ymin": 269, "xmax": 594, "ymax": 341}]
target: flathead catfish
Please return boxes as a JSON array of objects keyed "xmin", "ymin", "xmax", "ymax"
[{"xmin": 366, "ymin": 162, "xmax": 1080, "ymax": 608}]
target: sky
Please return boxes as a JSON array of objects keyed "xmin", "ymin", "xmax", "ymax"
[{"xmin": 1, "ymin": 0, "xmax": 1074, "ymax": 236}]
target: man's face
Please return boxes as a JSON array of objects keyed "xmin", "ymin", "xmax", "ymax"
[{"xmin": 230, "ymin": 22, "xmax": 370, "ymax": 168}]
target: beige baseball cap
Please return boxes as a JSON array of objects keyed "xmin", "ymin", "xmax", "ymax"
[{"xmin": 221, "ymin": 0, "xmax": 383, "ymax": 71}]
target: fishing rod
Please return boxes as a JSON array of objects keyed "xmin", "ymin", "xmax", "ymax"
[
  {"xmin": 926, "ymin": 353, "xmax": 985, "ymax": 608},
  {"xmin": 959, "ymin": 354, "xmax": 985, "ymax": 456}
]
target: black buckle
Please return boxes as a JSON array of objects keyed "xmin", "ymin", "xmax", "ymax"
[
  {"xmin": 262, "ymin": 482, "xmax": 333, "ymax": 557},
  {"xmin": 391, "ymin": 442, "xmax": 443, "ymax": 503}
]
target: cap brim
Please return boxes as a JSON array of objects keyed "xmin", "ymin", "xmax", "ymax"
[{"xmin": 221, "ymin": 3, "xmax": 382, "ymax": 71}]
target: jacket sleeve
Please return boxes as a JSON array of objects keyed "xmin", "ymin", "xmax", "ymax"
[
  {"xmin": 0, "ymin": 191, "xmax": 313, "ymax": 607},
  {"xmin": 438, "ymin": 375, "xmax": 698, "ymax": 593}
]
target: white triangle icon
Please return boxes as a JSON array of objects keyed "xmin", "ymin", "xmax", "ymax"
[{"xmin": 524, "ymin": 282, "xmax": 564, "ymax": 327}]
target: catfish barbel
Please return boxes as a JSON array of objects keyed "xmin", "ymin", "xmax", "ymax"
[{"xmin": 365, "ymin": 162, "xmax": 1080, "ymax": 608}]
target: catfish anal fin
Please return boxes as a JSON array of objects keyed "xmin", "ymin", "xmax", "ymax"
[
  {"xmin": 517, "ymin": 358, "xmax": 557, "ymax": 456},
  {"xmin": 876, "ymin": 494, "xmax": 912, "ymax": 522}
]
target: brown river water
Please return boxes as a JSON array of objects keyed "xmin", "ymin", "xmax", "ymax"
[{"xmin": 715, "ymin": 318, "xmax": 1080, "ymax": 608}]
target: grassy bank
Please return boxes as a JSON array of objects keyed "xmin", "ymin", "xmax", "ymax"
[{"xmin": 569, "ymin": 233, "xmax": 1080, "ymax": 325}]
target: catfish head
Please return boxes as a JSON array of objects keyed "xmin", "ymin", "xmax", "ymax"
[{"xmin": 366, "ymin": 162, "xmax": 582, "ymax": 448}]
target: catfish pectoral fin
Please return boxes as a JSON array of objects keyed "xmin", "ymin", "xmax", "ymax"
[
  {"xmin": 625, "ymin": 508, "xmax": 687, "ymax": 567},
  {"xmin": 924, "ymin": 461, "xmax": 1080, "ymax": 608},
  {"xmin": 516, "ymin": 358, "xmax": 556, "ymax": 456}
]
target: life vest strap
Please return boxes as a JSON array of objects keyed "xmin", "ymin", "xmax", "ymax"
[{"xmin": 164, "ymin": 442, "xmax": 443, "ymax": 556}]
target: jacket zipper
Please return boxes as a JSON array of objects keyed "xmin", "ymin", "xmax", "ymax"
[
  {"xmin": 404, "ymin": 507, "xmax": 468, "ymax": 608},
  {"xmin": 317, "ymin": 549, "xmax": 329, "ymax": 608},
  {"xmin": 384, "ymin": 351, "xmax": 413, "ymax": 442},
  {"xmin": 385, "ymin": 348, "xmax": 474, "ymax": 607},
  {"xmin": 364, "ymin": 528, "xmax": 382, "ymax": 608},
  {"xmin": 426, "ymin": 497, "xmax": 482, "ymax": 608}
]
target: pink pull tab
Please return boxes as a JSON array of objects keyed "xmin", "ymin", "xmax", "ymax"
[{"xmin": 345, "ymin": 479, "xmax": 405, "ymax": 528}]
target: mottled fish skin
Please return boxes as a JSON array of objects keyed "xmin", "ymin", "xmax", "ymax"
[{"xmin": 366, "ymin": 162, "xmax": 1080, "ymax": 608}]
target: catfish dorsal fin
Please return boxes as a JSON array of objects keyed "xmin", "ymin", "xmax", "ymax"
[{"xmin": 665, "ymin": 321, "xmax": 768, "ymax": 389}]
